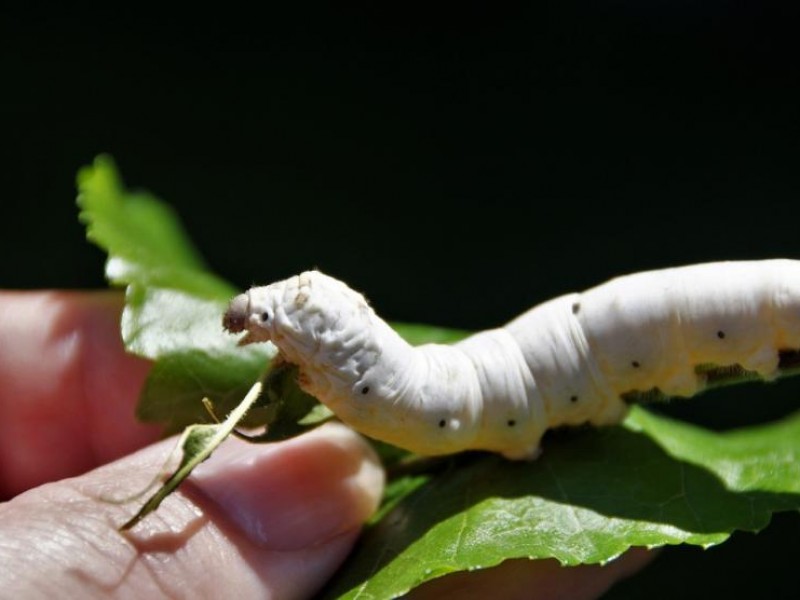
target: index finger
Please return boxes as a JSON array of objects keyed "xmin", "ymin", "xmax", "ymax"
[{"xmin": 0, "ymin": 291, "xmax": 159, "ymax": 498}]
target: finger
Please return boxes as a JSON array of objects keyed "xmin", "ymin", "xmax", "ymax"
[
  {"xmin": 408, "ymin": 547, "xmax": 656, "ymax": 599},
  {"xmin": 0, "ymin": 421, "xmax": 384, "ymax": 599},
  {"xmin": 0, "ymin": 291, "xmax": 158, "ymax": 498}
]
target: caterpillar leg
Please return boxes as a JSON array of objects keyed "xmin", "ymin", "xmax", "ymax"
[
  {"xmin": 660, "ymin": 371, "xmax": 702, "ymax": 398},
  {"xmin": 501, "ymin": 444, "xmax": 543, "ymax": 461},
  {"xmin": 740, "ymin": 346, "xmax": 781, "ymax": 381}
]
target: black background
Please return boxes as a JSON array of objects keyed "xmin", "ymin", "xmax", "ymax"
[{"xmin": 3, "ymin": 4, "xmax": 800, "ymax": 598}]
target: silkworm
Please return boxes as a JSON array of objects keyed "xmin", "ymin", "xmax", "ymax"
[{"xmin": 223, "ymin": 260, "xmax": 800, "ymax": 459}]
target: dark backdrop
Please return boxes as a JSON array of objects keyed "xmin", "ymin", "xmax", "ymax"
[{"xmin": 2, "ymin": 5, "xmax": 799, "ymax": 598}]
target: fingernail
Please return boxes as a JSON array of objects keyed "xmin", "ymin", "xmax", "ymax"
[{"xmin": 191, "ymin": 423, "xmax": 384, "ymax": 551}]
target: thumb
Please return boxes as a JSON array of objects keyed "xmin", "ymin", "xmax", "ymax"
[{"xmin": 0, "ymin": 422, "xmax": 384, "ymax": 599}]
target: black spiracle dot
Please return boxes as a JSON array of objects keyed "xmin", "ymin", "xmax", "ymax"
[
  {"xmin": 438, "ymin": 419, "xmax": 447, "ymax": 428},
  {"xmin": 571, "ymin": 302, "xmax": 581, "ymax": 315},
  {"xmin": 631, "ymin": 360, "xmax": 640, "ymax": 368},
  {"xmin": 361, "ymin": 386, "xmax": 370, "ymax": 395},
  {"xmin": 570, "ymin": 395, "xmax": 578, "ymax": 403},
  {"xmin": 507, "ymin": 419, "xmax": 516, "ymax": 427},
  {"xmin": 260, "ymin": 311, "xmax": 271, "ymax": 322},
  {"xmin": 717, "ymin": 330, "xmax": 726, "ymax": 339}
]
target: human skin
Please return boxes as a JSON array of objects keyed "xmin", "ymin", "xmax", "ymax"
[{"xmin": 0, "ymin": 291, "xmax": 652, "ymax": 599}]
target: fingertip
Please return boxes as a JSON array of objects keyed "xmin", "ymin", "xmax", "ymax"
[
  {"xmin": 192, "ymin": 422, "xmax": 385, "ymax": 551},
  {"xmin": 97, "ymin": 425, "xmax": 383, "ymax": 598}
]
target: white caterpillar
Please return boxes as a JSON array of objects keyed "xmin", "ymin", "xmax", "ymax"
[{"xmin": 222, "ymin": 259, "xmax": 800, "ymax": 460}]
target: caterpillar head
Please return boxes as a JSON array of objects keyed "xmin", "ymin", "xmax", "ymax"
[
  {"xmin": 224, "ymin": 271, "xmax": 483, "ymax": 456},
  {"xmin": 223, "ymin": 271, "xmax": 383, "ymax": 399}
]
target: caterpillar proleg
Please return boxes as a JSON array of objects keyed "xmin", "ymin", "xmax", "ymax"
[{"xmin": 223, "ymin": 260, "xmax": 800, "ymax": 459}]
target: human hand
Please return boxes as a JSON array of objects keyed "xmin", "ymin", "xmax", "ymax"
[
  {"xmin": 0, "ymin": 291, "xmax": 653, "ymax": 599},
  {"xmin": 0, "ymin": 291, "xmax": 384, "ymax": 598}
]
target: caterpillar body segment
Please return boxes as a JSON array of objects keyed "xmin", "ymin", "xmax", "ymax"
[{"xmin": 224, "ymin": 259, "xmax": 800, "ymax": 459}]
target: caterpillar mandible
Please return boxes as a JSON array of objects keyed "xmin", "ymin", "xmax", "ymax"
[{"xmin": 222, "ymin": 259, "xmax": 800, "ymax": 460}]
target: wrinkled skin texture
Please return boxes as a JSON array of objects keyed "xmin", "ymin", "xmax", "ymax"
[{"xmin": 0, "ymin": 291, "xmax": 652, "ymax": 599}]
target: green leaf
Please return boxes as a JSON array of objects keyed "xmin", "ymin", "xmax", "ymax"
[
  {"xmin": 391, "ymin": 323, "xmax": 470, "ymax": 345},
  {"xmin": 124, "ymin": 286, "xmax": 276, "ymax": 431},
  {"xmin": 77, "ymin": 156, "xmax": 279, "ymax": 432},
  {"xmin": 77, "ymin": 154, "xmax": 234, "ymax": 300},
  {"xmin": 120, "ymin": 382, "xmax": 264, "ymax": 530},
  {"xmin": 259, "ymin": 363, "xmax": 333, "ymax": 440},
  {"xmin": 324, "ymin": 406, "xmax": 800, "ymax": 598}
]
